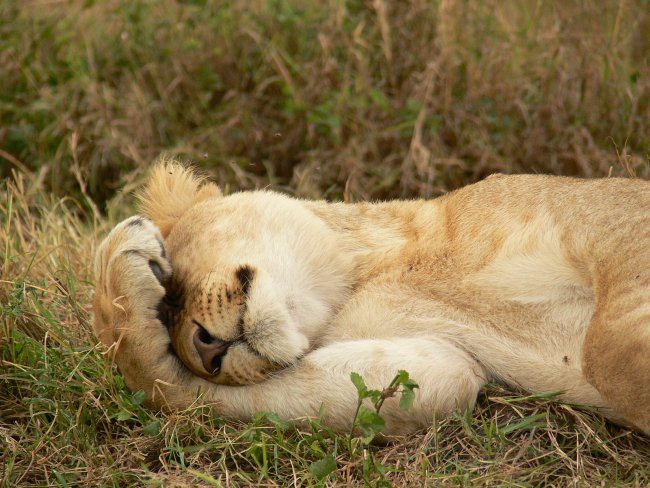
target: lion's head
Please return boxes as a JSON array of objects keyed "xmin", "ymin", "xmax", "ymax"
[{"xmin": 140, "ymin": 162, "xmax": 351, "ymax": 385}]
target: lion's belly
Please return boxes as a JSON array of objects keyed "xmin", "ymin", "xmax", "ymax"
[
  {"xmin": 463, "ymin": 291, "xmax": 595, "ymax": 366},
  {"xmin": 447, "ymin": 290, "xmax": 602, "ymax": 405}
]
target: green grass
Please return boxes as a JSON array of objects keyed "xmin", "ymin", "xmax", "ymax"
[{"xmin": 2, "ymin": 0, "xmax": 650, "ymax": 485}]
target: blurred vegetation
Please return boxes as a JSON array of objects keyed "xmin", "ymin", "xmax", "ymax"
[{"xmin": 2, "ymin": 0, "xmax": 648, "ymax": 211}]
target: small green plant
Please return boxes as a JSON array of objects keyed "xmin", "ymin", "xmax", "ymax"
[
  {"xmin": 349, "ymin": 370, "xmax": 419, "ymax": 444},
  {"xmin": 346, "ymin": 370, "xmax": 419, "ymax": 486}
]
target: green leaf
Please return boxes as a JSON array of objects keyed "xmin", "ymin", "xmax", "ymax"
[
  {"xmin": 367, "ymin": 389, "xmax": 382, "ymax": 404},
  {"xmin": 384, "ymin": 371, "xmax": 419, "ymax": 411},
  {"xmin": 399, "ymin": 388, "xmax": 416, "ymax": 411},
  {"xmin": 356, "ymin": 406, "xmax": 385, "ymax": 443},
  {"xmin": 116, "ymin": 410, "xmax": 132, "ymax": 421},
  {"xmin": 143, "ymin": 420, "xmax": 161, "ymax": 436},
  {"xmin": 403, "ymin": 378, "xmax": 419, "ymax": 390},
  {"xmin": 350, "ymin": 372, "xmax": 368, "ymax": 398},
  {"xmin": 52, "ymin": 469, "xmax": 69, "ymax": 487},
  {"xmin": 499, "ymin": 414, "xmax": 547, "ymax": 434},
  {"xmin": 374, "ymin": 459, "xmax": 388, "ymax": 476},
  {"xmin": 394, "ymin": 370, "xmax": 410, "ymax": 385},
  {"xmin": 254, "ymin": 411, "xmax": 291, "ymax": 432},
  {"xmin": 131, "ymin": 389, "xmax": 146, "ymax": 406},
  {"xmin": 310, "ymin": 454, "xmax": 337, "ymax": 480}
]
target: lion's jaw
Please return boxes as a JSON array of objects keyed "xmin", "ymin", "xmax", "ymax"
[{"xmin": 164, "ymin": 191, "xmax": 353, "ymax": 385}]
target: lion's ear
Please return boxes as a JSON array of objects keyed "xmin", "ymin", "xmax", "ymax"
[
  {"xmin": 194, "ymin": 181, "xmax": 222, "ymax": 201},
  {"xmin": 138, "ymin": 158, "xmax": 222, "ymax": 237}
]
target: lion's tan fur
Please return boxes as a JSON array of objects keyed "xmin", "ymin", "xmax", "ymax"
[{"xmin": 93, "ymin": 161, "xmax": 650, "ymax": 435}]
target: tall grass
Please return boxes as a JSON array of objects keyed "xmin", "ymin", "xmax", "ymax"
[
  {"xmin": 2, "ymin": 0, "xmax": 648, "ymax": 207},
  {"xmin": 2, "ymin": 0, "xmax": 650, "ymax": 485}
]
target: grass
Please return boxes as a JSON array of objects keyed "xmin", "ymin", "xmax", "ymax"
[
  {"xmin": 1, "ymin": 0, "xmax": 650, "ymax": 485},
  {"xmin": 2, "ymin": 0, "xmax": 649, "ymax": 205}
]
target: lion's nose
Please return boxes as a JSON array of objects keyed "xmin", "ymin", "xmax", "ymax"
[{"xmin": 193, "ymin": 326, "xmax": 231, "ymax": 375}]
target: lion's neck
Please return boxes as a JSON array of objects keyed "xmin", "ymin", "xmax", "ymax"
[{"xmin": 305, "ymin": 199, "xmax": 442, "ymax": 282}]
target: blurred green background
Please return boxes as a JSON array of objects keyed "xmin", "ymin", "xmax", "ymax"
[{"xmin": 2, "ymin": 0, "xmax": 649, "ymax": 209}]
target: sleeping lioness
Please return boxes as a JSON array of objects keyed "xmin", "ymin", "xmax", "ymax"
[{"xmin": 93, "ymin": 160, "xmax": 650, "ymax": 435}]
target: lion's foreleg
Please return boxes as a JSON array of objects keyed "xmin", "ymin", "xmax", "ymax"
[{"xmin": 179, "ymin": 337, "xmax": 488, "ymax": 434}]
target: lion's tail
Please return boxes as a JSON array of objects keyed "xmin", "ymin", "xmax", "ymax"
[{"xmin": 137, "ymin": 157, "xmax": 221, "ymax": 237}]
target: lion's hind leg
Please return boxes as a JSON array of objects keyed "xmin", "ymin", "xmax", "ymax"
[{"xmin": 583, "ymin": 267, "xmax": 650, "ymax": 434}]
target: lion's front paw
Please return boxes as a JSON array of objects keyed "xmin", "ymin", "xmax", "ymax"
[{"xmin": 93, "ymin": 216, "xmax": 171, "ymax": 346}]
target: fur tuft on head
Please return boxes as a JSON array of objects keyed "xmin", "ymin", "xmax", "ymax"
[{"xmin": 137, "ymin": 158, "xmax": 221, "ymax": 237}]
